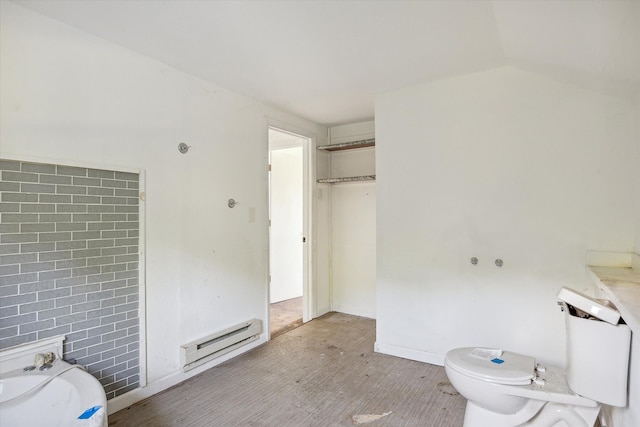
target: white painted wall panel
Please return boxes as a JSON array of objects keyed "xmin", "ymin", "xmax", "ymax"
[
  {"xmin": 314, "ymin": 183, "xmax": 332, "ymax": 316},
  {"xmin": 635, "ymin": 98, "xmax": 640, "ymax": 255},
  {"xmin": 375, "ymin": 66, "xmax": 637, "ymax": 367},
  {"xmin": 329, "ymin": 121, "xmax": 375, "ymax": 144},
  {"xmin": 0, "ymin": 1, "xmax": 327, "ymax": 409},
  {"xmin": 330, "ymin": 147, "xmax": 375, "ymax": 179},
  {"xmin": 331, "ymin": 182, "xmax": 376, "ymax": 318},
  {"xmin": 324, "ymin": 121, "xmax": 377, "ymax": 319}
]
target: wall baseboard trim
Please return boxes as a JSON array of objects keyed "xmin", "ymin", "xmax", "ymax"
[
  {"xmin": 333, "ymin": 308, "xmax": 376, "ymax": 320},
  {"xmin": 106, "ymin": 336, "xmax": 266, "ymax": 415},
  {"xmin": 374, "ymin": 341, "xmax": 444, "ymax": 366}
]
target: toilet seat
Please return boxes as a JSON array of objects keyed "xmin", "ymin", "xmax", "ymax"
[
  {"xmin": 446, "ymin": 349, "xmax": 598, "ymax": 407},
  {"xmin": 445, "ymin": 347, "xmax": 535, "ymax": 386}
]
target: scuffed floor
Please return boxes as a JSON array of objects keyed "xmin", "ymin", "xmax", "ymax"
[
  {"xmin": 270, "ymin": 296, "xmax": 304, "ymax": 338},
  {"xmin": 108, "ymin": 313, "xmax": 466, "ymax": 426}
]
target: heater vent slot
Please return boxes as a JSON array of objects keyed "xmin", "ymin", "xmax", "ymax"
[{"xmin": 197, "ymin": 325, "xmax": 251, "ymax": 350}]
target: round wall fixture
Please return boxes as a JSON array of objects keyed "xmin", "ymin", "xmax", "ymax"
[{"xmin": 178, "ymin": 143, "xmax": 190, "ymax": 154}]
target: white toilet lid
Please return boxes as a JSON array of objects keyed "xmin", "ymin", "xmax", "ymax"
[{"xmin": 445, "ymin": 347, "xmax": 535, "ymax": 386}]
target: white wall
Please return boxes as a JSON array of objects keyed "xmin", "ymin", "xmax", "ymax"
[
  {"xmin": 0, "ymin": 2, "xmax": 327, "ymax": 410},
  {"xmin": 331, "ymin": 182, "xmax": 376, "ymax": 318},
  {"xmin": 635, "ymin": 97, "xmax": 640, "ymax": 256},
  {"xmin": 375, "ymin": 66, "xmax": 637, "ymax": 367},
  {"xmin": 315, "ymin": 183, "xmax": 332, "ymax": 316},
  {"xmin": 324, "ymin": 122, "xmax": 377, "ymax": 318}
]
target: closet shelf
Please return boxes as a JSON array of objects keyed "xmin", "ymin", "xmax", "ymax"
[
  {"xmin": 317, "ymin": 175, "xmax": 376, "ymax": 184},
  {"xmin": 316, "ymin": 138, "xmax": 375, "ymax": 151}
]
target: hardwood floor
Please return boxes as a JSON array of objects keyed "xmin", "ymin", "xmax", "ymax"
[
  {"xmin": 270, "ymin": 296, "xmax": 303, "ymax": 338},
  {"xmin": 108, "ymin": 313, "xmax": 466, "ymax": 426}
]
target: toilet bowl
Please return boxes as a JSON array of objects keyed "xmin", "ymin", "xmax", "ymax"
[{"xmin": 445, "ymin": 288, "xmax": 631, "ymax": 427}]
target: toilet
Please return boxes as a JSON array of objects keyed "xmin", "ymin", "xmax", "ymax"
[{"xmin": 444, "ymin": 287, "xmax": 631, "ymax": 427}]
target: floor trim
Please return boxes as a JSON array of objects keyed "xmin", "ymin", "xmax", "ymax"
[{"xmin": 374, "ymin": 341, "xmax": 445, "ymax": 366}]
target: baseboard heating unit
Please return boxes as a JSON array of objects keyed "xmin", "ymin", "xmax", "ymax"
[{"xmin": 180, "ymin": 318, "xmax": 262, "ymax": 371}]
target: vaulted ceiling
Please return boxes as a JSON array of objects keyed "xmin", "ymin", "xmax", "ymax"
[{"xmin": 13, "ymin": 0, "xmax": 640, "ymax": 126}]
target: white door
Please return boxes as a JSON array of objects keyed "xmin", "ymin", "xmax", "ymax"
[{"xmin": 269, "ymin": 145, "xmax": 303, "ymax": 303}]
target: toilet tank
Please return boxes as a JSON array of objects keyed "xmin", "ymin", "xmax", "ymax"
[{"xmin": 559, "ymin": 287, "xmax": 631, "ymax": 407}]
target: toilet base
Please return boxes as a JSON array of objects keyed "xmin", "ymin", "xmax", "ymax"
[{"xmin": 464, "ymin": 400, "xmax": 601, "ymax": 427}]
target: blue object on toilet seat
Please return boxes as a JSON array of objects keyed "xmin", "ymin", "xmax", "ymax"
[{"xmin": 78, "ymin": 406, "xmax": 102, "ymax": 419}]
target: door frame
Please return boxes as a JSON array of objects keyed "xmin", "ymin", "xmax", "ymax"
[{"xmin": 266, "ymin": 119, "xmax": 316, "ymax": 337}]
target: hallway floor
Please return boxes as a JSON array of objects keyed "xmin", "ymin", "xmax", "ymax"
[
  {"xmin": 108, "ymin": 313, "xmax": 466, "ymax": 426},
  {"xmin": 270, "ymin": 296, "xmax": 303, "ymax": 338}
]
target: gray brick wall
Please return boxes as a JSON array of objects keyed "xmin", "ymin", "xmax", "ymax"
[{"xmin": 0, "ymin": 159, "xmax": 140, "ymax": 399}]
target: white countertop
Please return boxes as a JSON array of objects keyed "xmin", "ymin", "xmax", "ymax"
[{"xmin": 588, "ymin": 266, "xmax": 640, "ymax": 333}]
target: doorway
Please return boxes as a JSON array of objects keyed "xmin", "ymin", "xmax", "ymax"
[{"xmin": 268, "ymin": 127, "xmax": 310, "ymax": 338}]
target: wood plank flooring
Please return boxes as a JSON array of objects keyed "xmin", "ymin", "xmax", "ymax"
[
  {"xmin": 108, "ymin": 313, "xmax": 466, "ymax": 426},
  {"xmin": 270, "ymin": 296, "xmax": 303, "ymax": 338}
]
